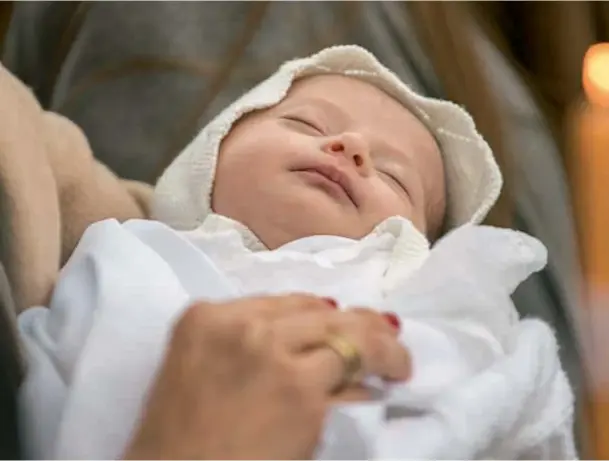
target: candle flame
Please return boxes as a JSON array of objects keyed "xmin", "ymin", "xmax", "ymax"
[{"xmin": 584, "ymin": 43, "xmax": 609, "ymax": 106}]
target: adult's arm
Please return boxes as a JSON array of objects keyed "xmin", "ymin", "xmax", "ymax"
[{"xmin": 0, "ymin": 61, "xmax": 151, "ymax": 311}]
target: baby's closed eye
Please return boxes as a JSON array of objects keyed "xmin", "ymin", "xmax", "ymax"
[
  {"xmin": 378, "ymin": 170, "xmax": 409, "ymax": 196},
  {"xmin": 282, "ymin": 116, "xmax": 322, "ymax": 134}
]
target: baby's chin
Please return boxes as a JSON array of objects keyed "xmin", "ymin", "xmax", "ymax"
[{"xmin": 253, "ymin": 218, "xmax": 377, "ymax": 250}]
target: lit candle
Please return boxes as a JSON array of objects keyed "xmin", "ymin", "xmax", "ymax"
[
  {"xmin": 574, "ymin": 45, "xmax": 609, "ymax": 288},
  {"xmin": 569, "ymin": 42, "xmax": 609, "ymax": 460}
]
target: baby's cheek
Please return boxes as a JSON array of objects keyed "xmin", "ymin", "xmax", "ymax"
[{"xmin": 371, "ymin": 185, "xmax": 416, "ymax": 222}]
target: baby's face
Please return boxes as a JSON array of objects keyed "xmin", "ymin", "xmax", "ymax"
[{"xmin": 212, "ymin": 75, "xmax": 446, "ymax": 249}]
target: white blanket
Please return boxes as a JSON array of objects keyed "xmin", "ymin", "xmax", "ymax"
[{"xmin": 18, "ymin": 219, "xmax": 575, "ymax": 459}]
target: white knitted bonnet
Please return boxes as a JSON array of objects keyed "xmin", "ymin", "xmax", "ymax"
[{"xmin": 153, "ymin": 45, "xmax": 502, "ymax": 236}]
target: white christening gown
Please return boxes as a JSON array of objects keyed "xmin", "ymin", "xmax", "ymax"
[{"xmin": 18, "ymin": 216, "xmax": 575, "ymax": 459}]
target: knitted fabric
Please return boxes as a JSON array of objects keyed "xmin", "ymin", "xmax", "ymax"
[{"xmin": 153, "ymin": 45, "xmax": 502, "ymax": 246}]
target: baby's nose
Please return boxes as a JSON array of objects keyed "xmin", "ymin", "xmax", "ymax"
[{"xmin": 323, "ymin": 132, "xmax": 372, "ymax": 175}]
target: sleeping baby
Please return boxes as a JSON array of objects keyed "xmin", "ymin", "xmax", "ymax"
[{"xmin": 18, "ymin": 45, "xmax": 575, "ymax": 459}]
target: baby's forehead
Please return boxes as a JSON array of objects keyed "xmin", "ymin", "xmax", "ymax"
[{"xmin": 283, "ymin": 74, "xmax": 414, "ymax": 115}]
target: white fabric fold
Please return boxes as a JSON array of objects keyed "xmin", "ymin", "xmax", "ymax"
[{"xmin": 18, "ymin": 219, "xmax": 575, "ymax": 459}]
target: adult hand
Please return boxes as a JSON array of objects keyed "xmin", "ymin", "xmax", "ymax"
[{"xmin": 124, "ymin": 294, "xmax": 410, "ymax": 460}]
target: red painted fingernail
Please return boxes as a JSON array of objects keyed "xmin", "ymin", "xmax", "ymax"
[
  {"xmin": 383, "ymin": 312, "xmax": 401, "ymax": 330},
  {"xmin": 322, "ymin": 297, "xmax": 338, "ymax": 309}
]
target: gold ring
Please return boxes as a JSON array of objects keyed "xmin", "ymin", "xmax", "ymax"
[{"xmin": 324, "ymin": 335, "xmax": 362, "ymax": 391}]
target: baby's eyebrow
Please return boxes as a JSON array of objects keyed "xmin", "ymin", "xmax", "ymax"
[
  {"xmin": 375, "ymin": 138, "xmax": 411, "ymax": 165},
  {"xmin": 283, "ymin": 97, "xmax": 347, "ymax": 119}
]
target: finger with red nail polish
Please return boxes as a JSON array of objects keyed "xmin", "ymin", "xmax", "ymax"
[
  {"xmin": 383, "ymin": 312, "xmax": 401, "ymax": 330},
  {"xmin": 322, "ymin": 297, "xmax": 338, "ymax": 309}
]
